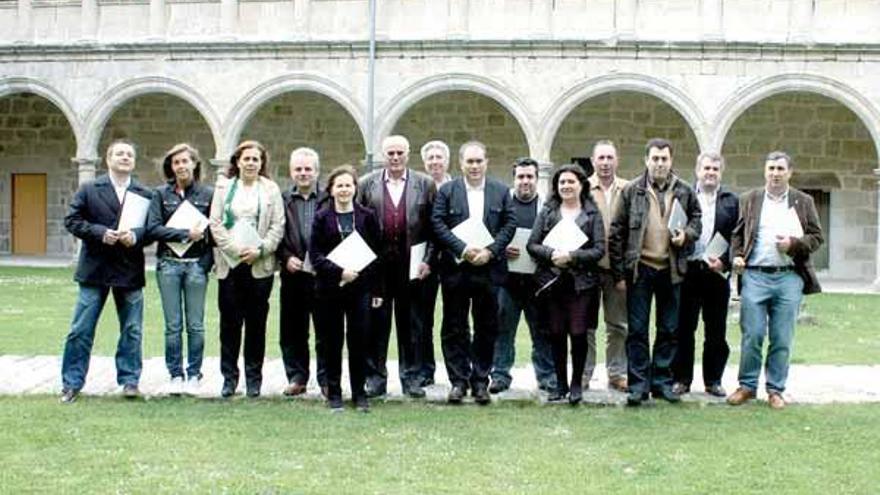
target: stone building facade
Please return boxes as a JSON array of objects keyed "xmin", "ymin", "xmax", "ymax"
[{"xmin": 1, "ymin": 0, "xmax": 879, "ymax": 282}]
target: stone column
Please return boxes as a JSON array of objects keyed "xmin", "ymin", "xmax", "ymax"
[
  {"xmin": 537, "ymin": 160, "xmax": 554, "ymax": 199},
  {"xmin": 220, "ymin": 0, "xmax": 239, "ymax": 38},
  {"xmin": 210, "ymin": 158, "xmax": 227, "ymax": 182},
  {"xmin": 701, "ymin": 0, "xmax": 723, "ymax": 41},
  {"xmin": 873, "ymin": 168, "xmax": 880, "ymax": 290},
  {"xmin": 73, "ymin": 157, "xmax": 99, "ymax": 186},
  {"xmin": 149, "ymin": 0, "xmax": 166, "ymax": 40},
  {"xmin": 16, "ymin": 0, "xmax": 33, "ymax": 43},
  {"xmin": 81, "ymin": 0, "xmax": 98, "ymax": 41}
]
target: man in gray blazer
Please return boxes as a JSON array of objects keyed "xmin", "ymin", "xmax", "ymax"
[{"xmin": 358, "ymin": 135, "xmax": 437, "ymax": 398}]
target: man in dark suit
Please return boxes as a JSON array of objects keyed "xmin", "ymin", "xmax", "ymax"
[
  {"xmin": 277, "ymin": 147, "xmax": 327, "ymax": 397},
  {"xmin": 728, "ymin": 151, "xmax": 823, "ymax": 410},
  {"xmin": 60, "ymin": 139, "xmax": 152, "ymax": 403},
  {"xmin": 671, "ymin": 152, "xmax": 739, "ymax": 397},
  {"xmin": 358, "ymin": 135, "xmax": 436, "ymax": 398},
  {"xmin": 431, "ymin": 141, "xmax": 517, "ymax": 404}
]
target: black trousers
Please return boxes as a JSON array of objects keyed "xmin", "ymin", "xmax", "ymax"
[
  {"xmin": 626, "ymin": 264, "xmax": 680, "ymax": 396},
  {"xmin": 316, "ymin": 287, "xmax": 370, "ymax": 400},
  {"xmin": 279, "ymin": 271, "xmax": 326, "ymax": 387},
  {"xmin": 365, "ymin": 262, "xmax": 423, "ymax": 387},
  {"xmin": 419, "ymin": 272, "xmax": 440, "ymax": 382},
  {"xmin": 672, "ymin": 261, "xmax": 731, "ymax": 387},
  {"xmin": 440, "ymin": 270, "xmax": 499, "ymax": 389},
  {"xmin": 218, "ymin": 264, "xmax": 273, "ymax": 387}
]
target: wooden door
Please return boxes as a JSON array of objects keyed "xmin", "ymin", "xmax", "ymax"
[{"xmin": 12, "ymin": 174, "xmax": 47, "ymax": 254}]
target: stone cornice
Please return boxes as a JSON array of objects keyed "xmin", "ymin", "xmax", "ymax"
[{"xmin": 1, "ymin": 39, "xmax": 880, "ymax": 62}]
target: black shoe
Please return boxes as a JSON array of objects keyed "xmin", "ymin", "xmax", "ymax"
[
  {"xmin": 60, "ymin": 388, "xmax": 78, "ymax": 404},
  {"xmin": 420, "ymin": 376, "xmax": 435, "ymax": 387},
  {"xmin": 569, "ymin": 384, "xmax": 583, "ymax": 405},
  {"xmin": 488, "ymin": 380, "xmax": 510, "ymax": 394},
  {"xmin": 652, "ymin": 388, "xmax": 681, "ymax": 403},
  {"xmin": 328, "ymin": 395, "xmax": 344, "ymax": 412},
  {"xmin": 221, "ymin": 380, "xmax": 237, "ymax": 398},
  {"xmin": 122, "ymin": 384, "xmax": 140, "ymax": 399},
  {"xmin": 704, "ymin": 384, "xmax": 727, "ymax": 397},
  {"xmin": 538, "ymin": 381, "xmax": 557, "ymax": 392},
  {"xmin": 403, "ymin": 381, "xmax": 426, "ymax": 398},
  {"xmin": 447, "ymin": 385, "xmax": 466, "ymax": 404},
  {"xmin": 472, "ymin": 385, "xmax": 491, "ymax": 405},
  {"xmin": 364, "ymin": 381, "xmax": 387, "ymax": 398},
  {"xmin": 626, "ymin": 391, "xmax": 648, "ymax": 407},
  {"xmin": 246, "ymin": 386, "xmax": 260, "ymax": 398},
  {"xmin": 672, "ymin": 382, "xmax": 690, "ymax": 395},
  {"xmin": 547, "ymin": 387, "xmax": 568, "ymax": 402},
  {"xmin": 354, "ymin": 396, "xmax": 370, "ymax": 413}
]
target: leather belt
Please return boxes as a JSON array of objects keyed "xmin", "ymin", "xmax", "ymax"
[{"xmin": 746, "ymin": 265, "xmax": 794, "ymax": 273}]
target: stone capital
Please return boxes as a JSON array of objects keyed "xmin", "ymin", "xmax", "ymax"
[{"xmin": 72, "ymin": 157, "xmax": 100, "ymax": 185}]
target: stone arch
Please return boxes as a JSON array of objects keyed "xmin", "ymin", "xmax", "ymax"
[
  {"xmin": 224, "ymin": 73, "xmax": 367, "ymax": 159},
  {"xmin": 712, "ymin": 73, "xmax": 880, "ymax": 159},
  {"xmin": 0, "ymin": 76, "xmax": 83, "ymax": 154},
  {"xmin": 375, "ymin": 73, "xmax": 538, "ymax": 160},
  {"xmin": 540, "ymin": 73, "xmax": 710, "ymax": 161},
  {"xmin": 83, "ymin": 76, "xmax": 222, "ymax": 160}
]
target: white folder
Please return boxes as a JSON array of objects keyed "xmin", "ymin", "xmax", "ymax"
[
  {"xmin": 542, "ymin": 218, "xmax": 588, "ymax": 252},
  {"xmin": 327, "ymin": 230, "xmax": 377, "ymax": 273},
  {"xmin": 409, "ymin": 242, "xmax": 427, "ymax": 280},
  {"xmin": 165, "ymin": 200, "xmax": 210, "ymax": 257},
  {"xmin": 117, "ymin": 192, "xmax": 151, "ymax": 231},
  {"xmin": 507, "ymin": 228, "xmax": 537, "ymax": 274}
]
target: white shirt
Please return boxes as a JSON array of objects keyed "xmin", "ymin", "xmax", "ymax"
[
  {"xmin": 231, "ymin": 182, "xmax": 260, "ymax": 228},
  {"xmin": 110, "ymin": 175, "xmax": 131, "ymax": 204},
  {"xmin": 384, "ymin": 169, "xmax": 407, "ymax": 208},
  {"xmin": 749, "ymin": 189, "xmax": 794, "ymax": 267},
  {"xmin": 465, "ymin": 178, "xmax": 486, "ymax": 223},
  {"xmin": 690, "ymin": 187, "xmax": 717, "ymax": 261}
]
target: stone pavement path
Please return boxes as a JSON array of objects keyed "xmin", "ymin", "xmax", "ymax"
[{"xmin": 1, "ymin": 355, "xmax": 878, "ymax": 405}]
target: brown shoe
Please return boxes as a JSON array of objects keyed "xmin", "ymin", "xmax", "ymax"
[
  {"xmin": 726, "ymin": 387, "xmax": 755, "ymax": 406},
  {"xmin": 608, "ymin": 376, "xmax": 628, "ymax": 392},
  {"xmin": 283, "ymin": 382, "xmax": 307, "ymax": 397},
  {"xmin": 768, "ymin": 392, "xmax": 786, "ymax": 410}
]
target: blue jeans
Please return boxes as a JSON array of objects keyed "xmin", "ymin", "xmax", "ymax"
[
  {"xmin": 738, "ymin": 269, "xmax": 803, "ymax": 394},
  {"xmin": 491, "ymin": 283, "xmax": 556, "ymax": 388},
  {"xmin": 61, "ymin": 284, "xmax": 144, "ymax": 390},
  {"xmin": 156, "ymin": 259, "xmax": 208, "ymax": 379},
  {"xmin": 625, "ymin": 264, "xmax": 680, "ymax": 396}
]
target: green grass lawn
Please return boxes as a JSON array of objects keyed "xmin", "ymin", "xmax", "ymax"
[
  {"xmin": 1, "ymin": 397, "xmax": 878, "ymax": 494},
  {"xmin": 1, "ymin": 266, "xmax": 878, "ymax": 365}
]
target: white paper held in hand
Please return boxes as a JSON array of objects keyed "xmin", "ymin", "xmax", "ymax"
[
  {"xmin": 117, "ymin": 192, "xmax": 151, "ymax": 231},
  {"xmin": 667, "ymin": 198, "xmax": 687, "ymax": 234},
  {"xmin": 165, "ymin": 200, "xmax": 210, "ymax": 257},
  {"xmin": 451, "ymin": 217, "xmax": 495, "ymax": 249},
  {"xmin": 542, "ymin": 218, "xmax": 588, "ymax": 252},
  {"xmin": 702, "ymin": 232, "xmax": 729, "ymax": 262},
  {"xmin": 409, "ymin": 242, "xmax": 427, "ymax": 280},
  {"xmin": 327, "ymin": 230, "xmax": 377, "ymax": 273},
  {"xmin": 220, "ymin": 221, "xmax": 262, "ymax": 270},
  {"xmin": 779, "ymin": 207, "xmax": 804, "ymax": 239},
  {"xmin": 507, "ymin": 228, "xmax": 537, "ymax": 274}
]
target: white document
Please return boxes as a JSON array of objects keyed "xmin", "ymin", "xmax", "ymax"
[
  {"xmin": 165, "ymin": 200, "xmax": 210, "ymax": 257},
  {"xmin": 542, "ymin": 218, "xmax": 588, "ymax": 252},
  {"xmin": 451, "ymin": 217, "xmax": 495, "ymax": 249},
  {"xmin": 779, "ymin": 207, "xmax": 804, "ymax": 239},
  {"xmin": 507, "ymin": 228, "xmax": 537, "ymax": 274},
  {"xmin": 409, "ymin": 242, "xmax": 427, "ymax": 280},
  {"xmin": 220, "ymin": 221, "xmax": 262, "ymax": 270},
  {"xmin": 702, "ymin": 232, "xmax": 729, "ymax": 262},
  {"xmin": 667, "ymin": 198, "xmax": 687, "ymax": 234},
  {"xmin": 301, "ymin": 252, "xmax": 315, "ymax": 275},
  {"xmin": 117, "ymin": 192, "xmax": 151, "ymax": 231},
  {"xmin": 327, "ymin": 230, "xmax": 377, "ymax": 273}
]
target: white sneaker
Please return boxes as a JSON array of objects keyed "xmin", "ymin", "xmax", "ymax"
[
  {"xmin": 184, "ymin": 376, "xmax": 201, "ymax": 396},
  {"xmin": 168, "ymin": 376, "xmax": 184, "ymax": 396}
]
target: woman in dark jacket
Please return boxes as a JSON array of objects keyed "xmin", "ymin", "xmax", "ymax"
[
  {"xmin": 311, "ymin": 165, "xmax": 383, "ymax": 413},
  {"xmin": 527, "ymin": 164, "xmax": 605, "ymax": 404},
  {"xmin": 146, "ymin": 143, "xmax": 214, "ymax": 396}
]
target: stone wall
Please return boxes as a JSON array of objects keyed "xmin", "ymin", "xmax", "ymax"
[
  {"xmin": 238, "ymin": 91, "xmax": 365, "ymax": 187},
  {"xmin": 722, "ymin": 93, "xmax": 878, "ymax": 277},
  {"xmin": 97, "ymin": 94, "xmax": 217, "ymax": 188},
  {"xmin": 391, "ymin": 91, "xmax": 529, "ymax": 178},
  {"xmin": 550, "ymin": 91, "xmax": 701, "ymax": 180},
  {"xmin": 0, "ymin": 93, "xmax": 77, "ymax": 254}
]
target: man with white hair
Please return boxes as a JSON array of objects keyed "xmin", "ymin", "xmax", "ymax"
[
  {"xmin": 358, "ymin": 135, "xmax": 437, "ymax": 398},
  {"xmin": 277, "ymin": 147, "xmax": 327, "ymax": 397}
]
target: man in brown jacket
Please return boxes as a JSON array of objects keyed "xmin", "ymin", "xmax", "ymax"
[{"xmin": 728, "ymin": 151, "xmax": 823, "ymax": 410}]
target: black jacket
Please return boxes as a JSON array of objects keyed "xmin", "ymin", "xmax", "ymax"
[
  {"xmin": 277, "ymin": 186, "xmax": 329, "ymax": 277},
  {"xmin": 527, "ymin": 199, "xmax": 605, "ymax": 294},
  {"xmin": 146, "ymin": 180, "xmax": 214, "ymax": 273},
  {"xmin": 430, "ymin": 177, "xmax": 517, "ymax": 285},
  {"xmin": 64, "ymin": 175, "xmax": 152, "ymax": 289},
  {"xmin": 695, "ymin": 185, "xmax": 739, "ymax": 274},
  {"xmin": 310, "ymin": 202, "xmax": 384, "ymax": 298}
]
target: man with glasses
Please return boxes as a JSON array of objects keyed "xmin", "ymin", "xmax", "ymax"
[
  {"xmin": 489, "ymin": 157, "xmax": 556, "ymax": 393},
  {"xmin": 432, "ymin": 141, "xmax": 516, "ymax": 404},
  {"xmin": 358, "ymin": 135, "xmax": 437, "ymax": 398}
]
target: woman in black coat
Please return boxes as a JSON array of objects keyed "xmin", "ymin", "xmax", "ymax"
[
  {"xmin": 310, "ymin": 165, "xmax": 383, "ymax": 413},
  {"xmin": 527, "ymin": 164, "xmax": 605, "ymax": 404}
]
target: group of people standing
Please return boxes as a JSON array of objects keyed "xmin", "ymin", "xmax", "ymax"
[{"xmin": 58, "ymin": 133, "xmax": 823, "ymax": 413}]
